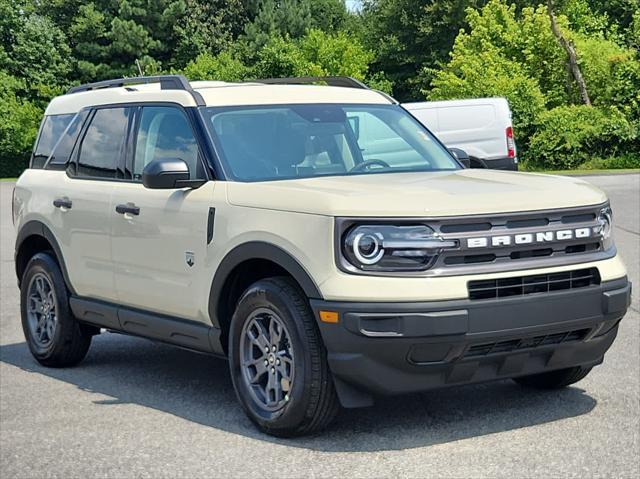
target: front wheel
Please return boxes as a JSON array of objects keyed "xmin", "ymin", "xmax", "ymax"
[
  {"xmin": 513, "ymin": 366, "xmax": 593, "ymax": 389},
  {"xmin": 228, "ymin": 277, "xmax": 339, "ymax": 437}
]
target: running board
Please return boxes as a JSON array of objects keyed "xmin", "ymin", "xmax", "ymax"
[{"xmin": 69, "ymin": 296, "xmax": 224, "ymax": 356}]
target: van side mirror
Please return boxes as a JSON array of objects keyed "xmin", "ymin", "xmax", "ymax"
[
  {"xmin": 449, "ymin": 148, "xmax": 471, "ymax": 168},
  {"xmin": 142, "ymin": 158, "xmax": 203, "ymax": 189}
]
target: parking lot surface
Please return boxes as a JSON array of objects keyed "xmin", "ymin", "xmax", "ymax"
[{"xmin": 1, "ymin": 174, "xmax": 638, "ymax": 478}]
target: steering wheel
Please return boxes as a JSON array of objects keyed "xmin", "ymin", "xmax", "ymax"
[{"xmin": 350, "ymin": 159, "xmax": 391, "ymax": 173}]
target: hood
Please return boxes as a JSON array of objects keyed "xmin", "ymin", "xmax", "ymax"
[{"xmin": 226, "ymin": 169, "xmax": 607, "ymax": 217}]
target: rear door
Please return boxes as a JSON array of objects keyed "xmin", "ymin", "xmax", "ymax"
[
  {"xmin": 56, "ymin": 107, "xmax": 132, "ymax": 301},
  {"xmin": 110, "ymin": 105, "xmax": 215, "ymax": 321}
]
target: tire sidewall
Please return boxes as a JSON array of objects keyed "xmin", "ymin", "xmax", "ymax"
[
  {"xmin": 229, "ymin": 280, "xmax": 315, "ymax": 433},
  {"xmin": 20, "ymin": 253, "xmax": 72, "ymax": 361}
]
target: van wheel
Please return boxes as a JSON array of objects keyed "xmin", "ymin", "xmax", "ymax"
[
  {"xmin": 513, "ymin": 366, "xmax": 592, "ymax": 389},
  {"xmin": 228, "ymin": 277, "xmax": 339, "ymax": 437},
  {"xmin": 20, "ymin": 252, "xmax": 92, "ymax": 367}
]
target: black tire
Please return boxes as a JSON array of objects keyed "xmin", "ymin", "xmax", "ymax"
[
  {"xmin": 228, "ymin": 276, "xmax": 339, "ymax": 437},
  {"xmin": 513, "ymin": 366, "xmax": 593, "ymax": 389},
  {"xmin": 20, "ymin": 252, "xmax": 92, "ymax": 367}
]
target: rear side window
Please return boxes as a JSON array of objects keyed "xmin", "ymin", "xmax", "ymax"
[
  {"xmin": 75, "ymin": 108, "xmax": 130, "ymax": 179},
  {"xmin": 31, "ymin": 114, "xmax": 75, "ymax": 168}
]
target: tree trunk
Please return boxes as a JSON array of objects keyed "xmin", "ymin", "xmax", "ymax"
[{"xmin": 547, "ymin": 0, "xmax": 591, "ymax": 106}]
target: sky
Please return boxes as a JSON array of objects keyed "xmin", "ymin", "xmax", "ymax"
[{"xmin": 346, "ymin": 0, "xmax": 363, "ymax": 12}]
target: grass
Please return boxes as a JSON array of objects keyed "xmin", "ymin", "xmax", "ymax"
[
  {"xmin": 1, "ymin": 178, "xmax": 18, "ymax": 181},
  {"xmin": 523, "ymin": 168, "xmax": 640, "ymax": 176}
]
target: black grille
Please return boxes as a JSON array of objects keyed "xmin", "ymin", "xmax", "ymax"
[
  {"xmin": 464, "ymin": 328, "xmax": 590, "ymax": 358},
  {"xmin": 467, "ymin": 268, "xmax": 600, "ymax": 300}
]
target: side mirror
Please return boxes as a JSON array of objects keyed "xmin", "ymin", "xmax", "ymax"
[
  {"xmin": 449, "ymin": 148, "xmax": 471, "ymax": 168},
  {"xmin": 142, "ymin": 158, "xmax": 191, "ymax": 189}
]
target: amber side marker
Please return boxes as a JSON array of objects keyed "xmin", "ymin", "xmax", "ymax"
[{"xmin": 319, "ymin": 311, "xmax": 339, "ymax": 323}]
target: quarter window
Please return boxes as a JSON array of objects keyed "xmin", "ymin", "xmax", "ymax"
[
  {"xmin": 46, "ymin": 111, "xmax": 89, "ymax": 168},
  {"xmin": 132, "ymin": 107, "xmax": 201, "ymax": 180},
  {"xmin": 76, "ymin": 108, "xmax": 130, "ymax": 179},
  {"xmin": 31, "ymin": 114, "xmax": 75, "ymax": 168}
]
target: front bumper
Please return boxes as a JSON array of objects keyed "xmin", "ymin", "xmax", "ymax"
[{"xmin": 310, "ymin": 277, "xmax": 631, "ymax": 407}]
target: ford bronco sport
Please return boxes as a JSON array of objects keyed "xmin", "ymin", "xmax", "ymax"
[{"xmin": 13, "ymin": 75, "xmax": 631, "ymax": 437}]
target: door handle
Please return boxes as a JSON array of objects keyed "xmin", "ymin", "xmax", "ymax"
[
  {"xmin": 53, "ymin": 198, "xmax": 72, "ymax": 210},
  {"xmin": 115, "ymin": 203, "xmax": 140, "ymax": 216}
]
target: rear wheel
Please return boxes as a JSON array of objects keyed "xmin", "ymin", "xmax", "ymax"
[
  {"xmin": 513, "ymin": 366, "xmax": 593, "ymax": 389},
  {"xmin": 20, "ymin": 252, "xmax": 93, "ymax": 367},
  {"xmin": 228, "ymin": 277, "xmax": 339, "ymax": 437}
]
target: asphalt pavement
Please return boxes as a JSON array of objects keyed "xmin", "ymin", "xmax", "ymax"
[{"xmin": 1, "ymin": 174, "xmax": 638, "ymax": 478}]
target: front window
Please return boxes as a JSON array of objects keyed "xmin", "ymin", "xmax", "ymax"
[{"xmin": 202, "ymin": 104, "xmax": 459, "ymax": 181}]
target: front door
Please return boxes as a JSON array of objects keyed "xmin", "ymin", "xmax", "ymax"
[{"xmin": 110, "ymin": 105, "xmax": 215, "ymax": 321}]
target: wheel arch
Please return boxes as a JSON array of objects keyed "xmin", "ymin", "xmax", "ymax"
[
  {"xmin": 208, "ymin": 242, "xmax": 323, "ymax": 351},
  {"xmin": 15, "ymin": 221, "xmax": 74, "ymax": 294}
]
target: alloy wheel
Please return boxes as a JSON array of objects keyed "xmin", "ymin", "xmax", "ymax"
[{"xmin": 240, "ymin": 308, "xmax": 295, "ymax": 412}]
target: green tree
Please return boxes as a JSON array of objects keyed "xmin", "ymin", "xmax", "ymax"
[
  {"xmin": 244, "ymin": 0, "xmax": 349, "ymax": 47},
  {"xmin": 182, "ymin": 51, "xmax": 252, "ymax": 81},
  {"xmin": 1, "ymin": 10, "xmax": 71, "ymax": 93},
  {"xmin": 0, "ymin": 71, "xmax": 43, "ymax": 176},
  {"xmin": 173, "ymin": 0, "xmax": 248, "ymax": 66},
  {"xmin": 181, "ymin": 28, "xmax": 390, "ymax": 91},
  {"xmin": 361, "ymin": 0, "xmax": 494, "ymax": 100}
]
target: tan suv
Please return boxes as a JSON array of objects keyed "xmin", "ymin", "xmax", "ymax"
[{"xmin": 13, "ymin": 75, "xmax": 631, "ymax": 437}]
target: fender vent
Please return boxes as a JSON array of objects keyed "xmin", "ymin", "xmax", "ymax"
[{"xmin": 467, "ymin": 268, "xmax": 600, "ymax": 300}]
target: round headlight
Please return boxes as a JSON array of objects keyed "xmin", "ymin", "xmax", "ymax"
[
  {"xmin": 342, "ymin": 224, "xmax": 457, "ymax": 272},
  {"xmin": 352, "ymin": 231, "xmax": 385, "ymax": 265}
]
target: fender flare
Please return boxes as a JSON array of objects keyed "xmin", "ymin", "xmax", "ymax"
[
  {"xmin": 15, "ymin": 220, "xmax": 75, "ymax": 294},
  {"xmin": 208, "ymin": 241, "xmax": 323, "ymax": 328}
]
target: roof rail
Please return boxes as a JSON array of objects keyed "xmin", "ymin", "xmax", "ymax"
[
  {"xmin": 66, "ymin": 75, "xmax": 205, "ymax": 106},
  {"xmin": 255, "ymin": 76, "xmax": 369, "ymax": 89}
]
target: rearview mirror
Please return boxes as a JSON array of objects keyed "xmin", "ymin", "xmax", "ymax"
[
  {"xmin": 142, "ymin": 158, "xmax": 191, "ymax": 189},
  {"xmin": 449, "ymin": 148, "xmax": 471, "ymax": 168}
]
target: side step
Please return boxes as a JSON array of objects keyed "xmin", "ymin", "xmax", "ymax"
[{"xmin": 70, "ymin": 296, "xmax": 224, "ymax": 356}]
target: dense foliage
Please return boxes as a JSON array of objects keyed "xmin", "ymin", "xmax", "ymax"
[{"xmin": 1, "ymin": 0, "xmax": 639, "ymax": 176}]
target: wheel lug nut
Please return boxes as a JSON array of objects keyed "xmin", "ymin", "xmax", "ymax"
[
  {"xmin": 285, "ymin": 394, "xmax": 289, "ymax": 401},
  {"xmin": 264, "ymin": 347, "xmax": 269, "ymax": 353},
  {"xmin": 264, "ymin": 359, "xmax": 268, "ymax": 366},
  {"xmin": 272, "ymin": 345, "xmax": 276, "ymax": 352},
  {"xmin": 276, "ymin": 359, "xmax": 281, "ymax": 365},
  {"xmin": 271, "ymin": 367, "xmax": 275, "ymax": 374}
]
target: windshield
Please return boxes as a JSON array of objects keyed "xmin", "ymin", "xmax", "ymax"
[{"xmin": 202, "ymin": 104, "xmax": 460, "ymax": 181}]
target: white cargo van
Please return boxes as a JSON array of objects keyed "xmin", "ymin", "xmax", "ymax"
[{"xmin": 403, "ymin": 97, "xmax": 518, "ymax": 170}]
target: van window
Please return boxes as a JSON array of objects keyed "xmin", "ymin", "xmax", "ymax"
[
  {"xmin": 75, "ymin": 108, "xmax": 130, "ymax": 179},
  {"xmin": 31, "ymin": 114, "xmax": 75, "ymax": 168},
  {"xmin": 131, "ymin": 106, "xmax": 201, "ymax": 180},
  {"xmin": 438, "ymin": 104, "xmax": 496, "ymax": 132}
]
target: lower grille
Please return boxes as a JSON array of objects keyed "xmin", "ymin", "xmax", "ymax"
[
  {"xmin": 464, "ymin": 328, "xmax": 590, "ymax": 358},
  {"xmin": 468, "ymin": 268, "xmax": 600, "ymax": 300}
]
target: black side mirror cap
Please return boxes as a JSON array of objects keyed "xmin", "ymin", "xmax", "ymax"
[
  {"xmin": 142, "ymin": 158, "xmax": 193, "ymax": 189},
  {"xmin": 449, "ymin": 148, "xmax": 471, "ymax": 168}
]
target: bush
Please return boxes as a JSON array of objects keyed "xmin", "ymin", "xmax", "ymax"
[
  {"xmin": 428, "ymin": 48, "xmax": 547, "ymax": 144},
  {"xmin": 0, "ymin": 71, "xmax": 42, "ymax": 177},
  {"xmin": 526, "ymin": 105, "xmax": 637, "ymax": 169},
  {"xmin": 578, "ymin": 154, "xmax": 640, "ymax": 169},
  {"xmin": 0, "ymin": 154, "xmax": 30, "ymax": 178}
]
